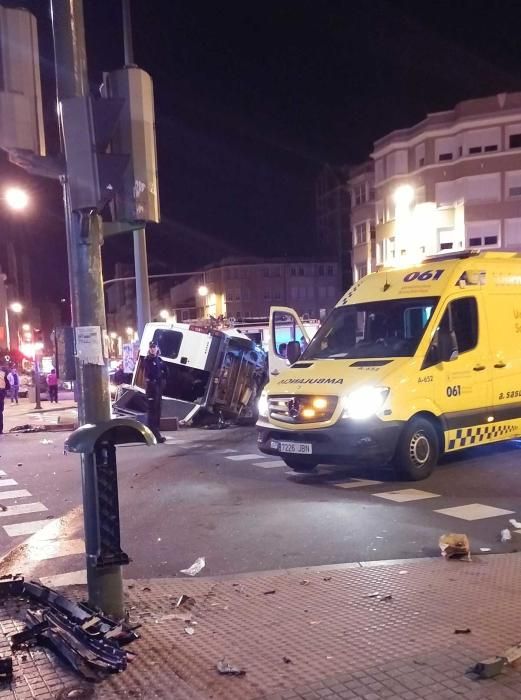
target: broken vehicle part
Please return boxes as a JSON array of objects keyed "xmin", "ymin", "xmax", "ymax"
[
  {"xmin": 180, "ymin": 557, "xmax": 206, "ymax": 576},
  {"xmin": 216, "ymin": 659, "xmax": 246, "ymax": 676},
  {"xmin": 439, "ymin": 533, "xmax": 471, "ymax": 560}
]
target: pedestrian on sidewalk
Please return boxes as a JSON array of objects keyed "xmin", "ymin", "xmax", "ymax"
[
  {"xmin": 0, "ymin": 367, "xmax": 8, "ymax": 434},
  {"xmin": 7, "ymin": 366, "xmax": 19, "ymax": 404},
  {"xmin": 46, "ymin": 368, "xmax": 58, "ymax": 403},
  {"xmin": 144, "ymin": 341, "xmax": 167, "ymax": 443}
]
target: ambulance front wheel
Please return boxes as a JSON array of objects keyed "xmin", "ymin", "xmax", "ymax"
[
  {"xmin": 394, "ymin": 417, "xmax": 439, "ymax": 481},
  {"xmin": 283, "ymin": 459, "xmax": 318, "ymax": 473}
]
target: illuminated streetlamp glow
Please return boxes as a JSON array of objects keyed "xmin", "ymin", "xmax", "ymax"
[
  {"xmin": 9, "ymin": 302, "xmax": 23, "ymax": 313},
  {"xmin": 4, "ymin": 187, "xmax": 29, "ymax": 211},
  {"xmin": 125, "ymin": 327, "xmax": 134, "ymax": 336},
  {"xmin": 393, "ymin": 184, "xmax": 414, "ymax": 208},
  {"xmin": 22, "ymin": 323, "xmax": 31, "ymax": 331},
  {"xmin": 110, "ymin": 332, "xmax": 117, "ymax": 339},
  {"xmin": 198, "ymin": 285, "xmax": 208, "ymax": 297},
  {"xmin": 159, "ymin": 309, "xmax": 169, "ymax": 320}
]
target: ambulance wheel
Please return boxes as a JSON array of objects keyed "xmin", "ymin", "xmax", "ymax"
[
  {"xmin": 283, "ymin": 459, "xmax": 318, "ymax": 473},
  {"xmin": 394, "ymin": 417, "xmax": 438, "ymax": 481}
]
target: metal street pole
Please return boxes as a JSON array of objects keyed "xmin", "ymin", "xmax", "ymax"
[
  {"xmin": 51, "ymin": 0, "xmax": 123, "ymax": 616},
  {"xmin": 34, "ymin": 350, "xmax": 42, "ymax": 410},
  {"xmin": 122, "ymin": 0, "xmax": 151, "ymax": 338}
]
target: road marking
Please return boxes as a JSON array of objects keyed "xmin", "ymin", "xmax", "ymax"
[
  {"xmin": 253, "ymin": 460, "xmax": 285, "ymax": 468},
  {"xmin": 0, "ymin": 479, "xmax": 18, "ymax": 488},
  {"xmin": 26, "ymin": 538, "xmax": 85, "ymax": 562},
  {"xmin": 226, "ymin": 454, "xmax": 267, "ymax": 461},
  {"xmin": 41, "ymin": 569, "xmax": 87, "ymax": 587},
  {"xmin": 334, "ymin": 478, "xmax": 384, "ymax": 489},
  {"xmin": 0, "ymin": 471, "xmax": 6, "ymax": 477},
  {"xmin": 0, "ymin": 502, "xmax": 47, "ymax": 517},
  {"xmin": 434, "ymin": 503, "xmax": 514, "ymax": 521},
  {"xmin": 374, "ymin": 488, "xmax": 440, "ymax": 503},
  {"xmin": 0, "ymin": 490, "xmax": 31, "ymax": 500},
  {"xmin": 3, "ymin": 519, "xmax": 51, "ymax": 537},
  {"xmin": 218, "ymin": 449, "xmax": 238, "ymax": 453}
]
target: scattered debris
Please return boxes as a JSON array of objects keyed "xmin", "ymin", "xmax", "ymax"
[
  {"xmin": 365, "ymin": 592, "xmax": 392, "ymax": 601},
  {"xmin": 282, "ymin": 656, "xmax": 292, "ymax": 664},
  {"xmin": 308, "ymin": 620, "xmax": 320, "ymax": 625},
  {"xmin": 40, "ymin": 439, "xmax": 54, "ymax": 445},
  {"xmin": 501, "ymin": 529, "xmax": 512, "ymax": 542},
  {"xmin": 455, "ymin": 628, "xmax": 471, "ymax": 634},
  {"xmin": 398, "ymin": 570, "xmax": 408, "ymax": 574},
  {"xmin": 472, "ymin": 642, "xmax": 521, "ymax": 679},
  {"xmin": 0, "ymin": 576, "xmax": 139, "ymax": 683},
  {"xmin": 480, "ymin": 548, "xmax": 491, "ymax": 552},
  {"xmin": 0, "ymin": 657, "xmax": 12, "ymax": 682},
  {"xmin": 439, "ymin": 533, "xmax": 471, "ymax": 560},
  {"xmin": 17, "ymin": 463, "xmax": 23, "ymax": 467},
  {"xmin": 0, "ymin": 505, "xmax": 6, "ymax": 512},
  {"xmin": 300, "ymin": 579, "xmax": 310, "ymax": 586},
  {"xmin": 142, "ymin": 587, "xmax": 151, "ymax": 592},
  {"xmin": 509, "ymin": 518, "xmax": 521, "ymax": 530},
  {"xmin": 184, "ymin": 626, "xmax": 195, "ymax": 636},
  {"xmin": 180, "ymin": 557, "xmax": 206, "ymax": 576},
  {"xmin": 365, "ymin": 592, "xmax": 380, "ymax": 598},
  {"xmin": 263, "ymin": 590, "xmax": 276, "ymax": 595},
  {"xmin": 323, "ymin": 576, "xmax": 332, "ymax": 582},
  {"xmin": 216, "ymin": 659, "xmax": 246, "ymax": 676},
  {"xmin": 379, "ymin": 594, "xmax": 392, "ymax": 602}
]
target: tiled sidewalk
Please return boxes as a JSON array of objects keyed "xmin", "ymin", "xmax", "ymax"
[{"xmin": 2, "ymin": 554, "xmax": 521, "ymax": 698}]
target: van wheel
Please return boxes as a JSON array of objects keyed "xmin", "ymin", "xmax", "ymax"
[
  {"xmin": 394, "ymin": 417, "xmax": 438, "ymax": 481},
  {"xmin": 283, "ymin": 459, "xmax": 318, "ymax": 473}
]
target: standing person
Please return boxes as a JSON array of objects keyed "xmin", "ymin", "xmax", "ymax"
[
  {"xmin": 0, "ymin": 367, "xmax": 8, "ymax": 434},
  {"xmin": 7, "ymin": 366, "xmax": 19, "ymax": 404},
  {"xmin": 47, "ymin": 368, "xmax": 58, "ymax": 403},
  {"xmin": 144, "ymin": 341, "xmax": 166, "ymax": 443}
]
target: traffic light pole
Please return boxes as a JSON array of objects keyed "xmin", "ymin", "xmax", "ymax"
[
  {"xmin": 51, "ymin": 0, "xmax": 124, "ymax": 616},
  {"xmin": 122, "ymin": 0, "xmax": 151, "ymax": 337}
]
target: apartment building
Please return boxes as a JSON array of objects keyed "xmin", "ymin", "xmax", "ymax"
[
  {"xmin": 169, "ymin": 257, "xmax": 342, "ymax": 322},
  {"xmin": 349, "ymin": 92, "xmax": 521, "ymax": 278}
]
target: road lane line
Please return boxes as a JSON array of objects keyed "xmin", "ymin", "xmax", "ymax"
[
  {"xmin": 3, "ymin": 519, "xmax": 51, "ymax": 537},
  {"xmin": 226, "ymin": 454, "xmax": 266, "ymax": 461},
  {"xmin": 0, "ymin": 490, "xmax": 31, "ymax": 500},
  {"xmin": 0, "ymin": 502, "xmax": 48, "ymax": 517},
  {"xmin": 335, "ymin": 479, "xmax": 384, "ymax": 489},
  {"xmin": 0, "ymin": 480, "xmax": 18, "ymax": 488},
  {"xmin": 41, "ymin": 570, "xmax": 87, "ymax": 587},
  {"xmin": 253, "ymin": 460, "xmax": 285, "ymax": 468},
  {"xmin": 218, "ymin": 449, "xmax": 238, "ymax": 453},
  {"xmin": 27, "ymin": 538, "xmax": 85, "ymax": 562},
  {"xmin": 0, "ymin": 471, "xmax": 6, "ymax": 476}
]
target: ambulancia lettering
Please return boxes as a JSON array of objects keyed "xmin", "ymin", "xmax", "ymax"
[{"xmin": 278, "ymin": 377, "xmax": 344, "ymax": 385}]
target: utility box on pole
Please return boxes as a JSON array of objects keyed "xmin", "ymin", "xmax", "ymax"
[
  {"xmin": 103, "ymin": 68, "xmax": 160, "ymax": 224},
  {"xmin": 0, "ymin": 6, "xmax": 45, "ymax": 155}
]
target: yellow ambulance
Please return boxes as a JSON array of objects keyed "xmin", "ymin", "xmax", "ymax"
[{"xmin": 257, "ymin": 250, "xmax": 521, "ymax": 480}]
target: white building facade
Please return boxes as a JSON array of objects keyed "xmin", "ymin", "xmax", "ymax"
[{"xmin": 350, "ymin": 92, "xmax": 521, "ymax": 278}]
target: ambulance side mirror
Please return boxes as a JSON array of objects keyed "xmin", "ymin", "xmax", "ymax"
[{"xmin": 287, "ymin": 341, "xmax": 302, "ymax": 365}]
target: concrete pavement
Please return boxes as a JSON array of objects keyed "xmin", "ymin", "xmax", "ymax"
[{"xmin": 2, "ymin": 554, "xmax": 521, "ymax": 698}]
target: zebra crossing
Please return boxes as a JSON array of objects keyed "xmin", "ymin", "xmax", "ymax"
[{"xmin": 0, "ymin": 469, "xmax": 51, "ymax": 538}]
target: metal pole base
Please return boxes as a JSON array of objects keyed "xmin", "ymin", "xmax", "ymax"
[{"xmin": 86, "ymin": 563, "xmax": 124, "ymax": 618}]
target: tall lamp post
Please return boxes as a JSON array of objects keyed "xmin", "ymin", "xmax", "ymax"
[{"xmin": 7, "ymin": 301, "xmax": 23, "ymax": 352}]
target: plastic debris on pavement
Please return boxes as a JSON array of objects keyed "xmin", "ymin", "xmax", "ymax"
[
  {"xmin": 184, "ymin": 626, "xmax": 195, "ymax": 635},
  {"xmin": 180, "ymin": 556, "xmax": 206, "ymax": 576},
  {"xmin": 439, "ymin": 533, "xmax": 471, "ymax": 560},
  {"xmin": 509, "ymin": 518, "xmax": 521, "ymax": 530},
  {"xmin": 40, "ymin": 439, "xmax": 54, "ymax": 445},
  {"xmin": 216, "ymin": 659, "xmax": 246, "ymax": 676},
  {"xmin": 455, "ymin": 628, "xmax": 471, "ymax": 634},
  {"xmin": 501, "ymin": 528, "xmax": 512, "ymax": 542}
]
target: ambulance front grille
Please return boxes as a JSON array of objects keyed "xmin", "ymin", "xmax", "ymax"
[{"xmin": 268, "ymin": 395, "xmax": 338, "ymax": 424}]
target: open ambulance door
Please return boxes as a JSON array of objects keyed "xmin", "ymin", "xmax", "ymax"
[{"xmin": 268, "ymin": 306, "xmax": 311, "ymax": 378}]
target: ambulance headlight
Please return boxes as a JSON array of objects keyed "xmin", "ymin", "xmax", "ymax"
[
  {"xmin": 342, "ymin": 387, "xmax": 389, "ymax": 420},
  {"xmin": 258, "ymin": 391, "xmax": 269, "ymax": 418}
]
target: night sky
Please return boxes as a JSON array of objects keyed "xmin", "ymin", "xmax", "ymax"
[{"xmin": 4, "ymin": 0, "xmax": 521, "ymax": 306}]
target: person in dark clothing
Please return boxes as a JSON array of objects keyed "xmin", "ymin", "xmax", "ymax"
[
  {"xmin": 144, "ymin": 341, "xmax": 167, "ymax": 443},
  {"xmin": 0, "ymin": 368, "xmax": 8, "ymax": 434}
]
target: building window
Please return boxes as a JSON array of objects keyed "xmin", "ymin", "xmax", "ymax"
[
  {"xmin": 298, "ymin": 266, "xmax": 305, "ymax": 276},
  {"xmin": 415, "ymin": 143, "xmax": 425, "ymax": 169},
  {"xmin": 263, "ymin": 268, "xmax": 269, "ymax": 277},
  {"xmin": 484, "ymin": 235, "xmax": 498, "ymax": 246},
  {"xmin": 484, "ymin": 144, "xmax": 498, "ymax": 152},
  {"xmin": 263, "ymin": 290, "xmax": 271, "ymax": 300},
  {"xmin": 290, "ymin": 266, "xmax": 297, "ymax": 276},
  {"xmin": 506, "ymin": 171, "xmax": 521, "ymax": 198},
  {"xmin": 469, "ymin": 237, "xmax": 481, "ymax": 247},
  {"xmin": 509, "ymin": 133, "xmax": 521, "ymax": 149},
  {"xmin": 355, "ymin": 264, "xmax": 367, "ymax": 281},
  {"xmin": 318, "ymin": 265, "xmax": 324, "ymax": 276},
  {"xmin": 468, "ymin": 146, "xmax": 482, "ymax": 155},
  {"xmin": 354, "ymin": 183, "xmax": 366, "ymax": 206},
  {"xmin": 510, "ymin": 186, "xmax": 521, "ymax": 197},
  {"xmin": 439, "ymin": 152, "xmax": 453, "ymax": 162},
  {"xmin": 290, "ymin": 287, "xmax": 298, "ymax": 300},
  {"xmin": 327, "ymin": 265, "xmax": 334, "ymax": 276},
  {"xmin": 355, "ymin": 223, "xmax": 367, "ymax": 245},
  {"xmin": 464, "ymin": 173, "xmax": 501, "ymax": 203},
  {"xmin": 376, "ymin": 201, "xmax": 385, "ymax": 224},
  {"xmin": 375, "ymin": 159, "xmax": 385, "ymax": 183},
  {"xmin": 273, "ymin": 288, "xmax": 281, "ymax": 300}
]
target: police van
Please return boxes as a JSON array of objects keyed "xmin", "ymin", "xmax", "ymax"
[{"xmin": 257, "ymin": 251, "xmax": 521, "ymax": 480}]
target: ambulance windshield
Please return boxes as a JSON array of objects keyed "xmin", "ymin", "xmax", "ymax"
[{"xmin": 302, "ymin": 297, "xmax": 439, "ymax": 360}]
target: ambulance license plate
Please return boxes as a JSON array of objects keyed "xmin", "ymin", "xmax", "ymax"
[{"xmin": 271, "ymin": 440, "xmax": 312, "ymax": 454}]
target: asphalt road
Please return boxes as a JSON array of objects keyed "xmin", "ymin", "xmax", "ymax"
[{"xmin": 0, "ymin": 423, "xmax": 521, "ymax": 584}]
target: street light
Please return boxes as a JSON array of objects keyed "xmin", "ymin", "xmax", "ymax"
[
  {"xmin": 9, "ymin": 302, "xmax": 23, "ymax": 314},
  {"xmin": 159, "ymin": 309, "xmax": 169, "ymax": 320},
  {"xmin": 393, "ymin": 184, "xmax": 414, "ymax": 208},
  {"xmin": 198, "ymin": 285, "xmax": 208, "ymax": 297},
  {"xmin": 4, "ymin": 186, "xmax": 29, "ymax": 212},
  {"xmin": 110, "ymin": 332, "xmax": 117, "ymax": 339},
  {"xmin": 22, "ymin": 323, "xmax": 31, "ymax": 332}
]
